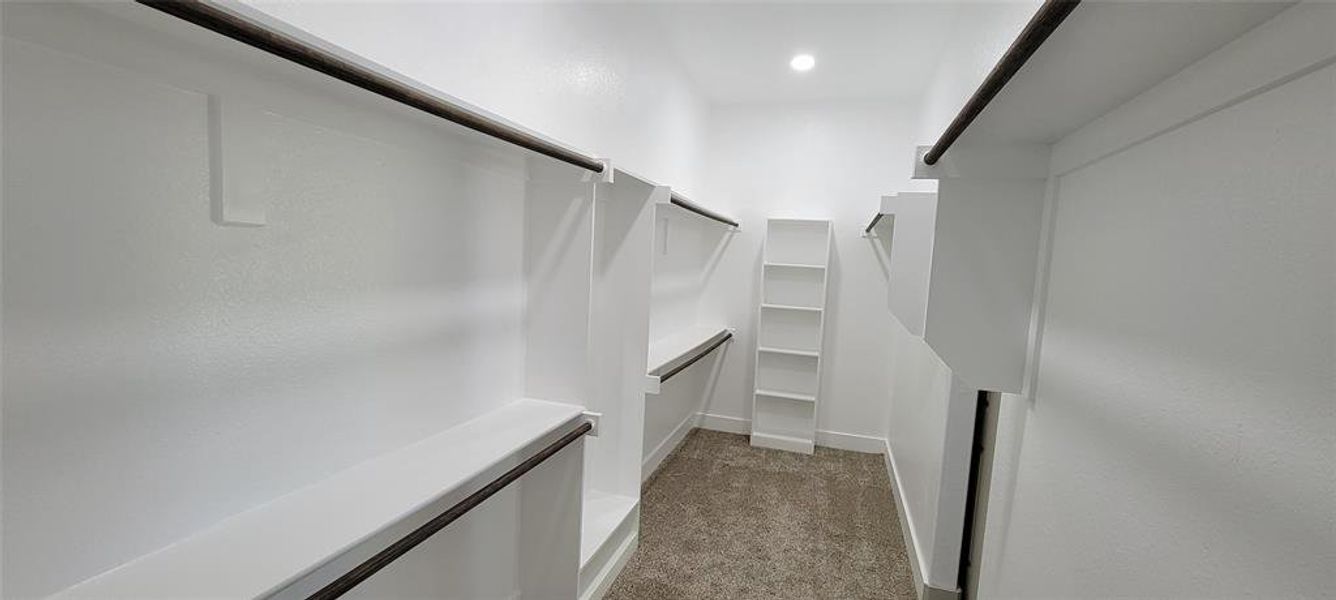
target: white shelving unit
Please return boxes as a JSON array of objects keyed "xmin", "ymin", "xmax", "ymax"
[{"xmin": 751, "ymin": 219, "xmax": 832, "ymax": 454}]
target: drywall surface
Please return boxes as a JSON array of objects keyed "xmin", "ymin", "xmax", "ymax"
[
  {"xmin": 240, "ymin": 1, "xmax": 709, "ymax": 198},
  {"xmin": 698, "ymin": 101, "xmax": 918, "ymax": 441},
  {"xmin": 990, "ymin": 50, "xmax": 1336, "ymax": 600},
  {"xmin": 1, "ymin": 5, "xmax": 532, "ymax": 597},
  {"xmin": 915, "ymin": 1, "xmax": 1042, "ymax": 146}
]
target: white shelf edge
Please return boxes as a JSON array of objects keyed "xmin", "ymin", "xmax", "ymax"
[
  {"xmin": 644, "ymin": 325, "xmax": 734, "ymax": 394},
  {"xmin": 763, "ymin": 262, "xmax": 826, "ymax": 270},
  {"xmin": 646, "ymin": 326, "xmax": 733, "ymax": 376},
  {"xmin": 757, "ymin": 346, "xmax": 820, "ymax": 359},
  {"xmin": 755, "ymin": 389, "xmax": 817, "ymax": 403},
  {"xmin": 760, "ymin": 303, "xmax": 823, "ymax": 313},
  {"xmin": 49, "ymin": 399, "xmax": 586, "ymax": 600}
]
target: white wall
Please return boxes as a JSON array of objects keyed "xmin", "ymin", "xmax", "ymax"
[
  {"xmin": 914, "ymin": 2, "xmax": 1042, "ymax": 147},
  {"xmin": 698, "ymin": 100, "xmax": 919, "ymax": 444},
  {"xmin": 241, "ymin": 1, "xmax": 710, "ymax": 199},
  {"xmin": 1, "ymin": 4, "xmax": 539, "ymax": 597},
  {"xmin": 987, "ymin": 4, "xmax": 1336, "ymax": 597}
]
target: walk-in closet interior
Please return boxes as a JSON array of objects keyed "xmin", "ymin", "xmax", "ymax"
[{"xmin": 3, "ymin": 1, "xmax": 1332, "ymax": 599}]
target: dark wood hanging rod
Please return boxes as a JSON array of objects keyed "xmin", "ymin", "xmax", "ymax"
[
  {"xmin": 864, "ymin": 213, "xmax": 887, "ymax": 235},
  {"xmin": 137, "ymin": 0, "xmax": 606, "ymax": 173},
  {"xmin": 658, "ymin": 332, "xmax": 733, "ymax": 383},
  {"xmin": 922, "ymin": 0, "xmax": 1081, "ymax": 166},
  {"xmin": 670, "ymin": 193, "xmax": 740, "ymax": 229},
  {"xmin": 305, "ymin": 420, "xmax": 593, "ymax": 600}
]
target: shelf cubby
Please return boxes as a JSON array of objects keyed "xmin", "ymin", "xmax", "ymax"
[
  {"xmin": 762, "ymin": 263, "xmax": 827, "ymax": 308},
  {"xmin": 758, "ymin": 307, "xmax": 823, "ymax": 354},
  {"xmin": 764, "ymin": 219, "xmax": 832, "ymax": 267},
  {"xmin": 756, "ymin": 351, "xmax": 820, "ymax": 398}
]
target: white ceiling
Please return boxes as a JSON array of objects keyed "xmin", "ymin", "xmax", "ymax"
[
  {"xmin": 649, "ymin": 2, "xmax": 962, "ymax": 104},
  {"xmin": 961, "ymin": 1, "xmax": 1294, "ymax": 144}
]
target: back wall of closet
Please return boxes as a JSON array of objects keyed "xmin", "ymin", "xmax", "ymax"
[{"xmin": 698, "ymin": 101, "xmax": 920, "ymax": 446}]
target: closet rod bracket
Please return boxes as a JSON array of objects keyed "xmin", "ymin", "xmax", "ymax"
[{"xmin": 582, "ymin": 159, "xmax": 615, "ymax": 183}]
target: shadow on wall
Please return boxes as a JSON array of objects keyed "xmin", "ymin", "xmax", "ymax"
[{"xmin": 1029, "ymin": 335, "xmax": 1334, "ymax": 575}]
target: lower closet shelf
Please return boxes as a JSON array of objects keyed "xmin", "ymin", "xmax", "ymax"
[
  {"xmin": 578, "ymin": 490, "xmax": 639, "ymax": 600},
  {"xmin": 580, "ymin": 490, "xmax": 638, "ymax": 567},
  {"xmin": 48, "ymin": 399, "xmax": 587, "ymax": 600}
]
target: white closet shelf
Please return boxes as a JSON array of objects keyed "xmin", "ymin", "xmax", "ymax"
[
  {"xmin": 50, "ymin": 399, "xmax": 586, "ymax": 600},
  {"xmin": 760, "ymin": 303, "xmax": 823, "ymax": 313},
  {"xmin": 645, "ymin": 325, "xmax": 734, "ymax": 393},
  {"xmin": 757, "ymin": 346, "xmax": 820, "ymax": 359},
  {"xmin": 764, "ymin": 262, "xmax": 826, "ymax": 270},
  {"xmin": 755, "ymin": 389, "xmax": 817, "ymax": 403},
  {"xmin": 580, "ymin": 490, "xmax": 638, "ymax": 568}
]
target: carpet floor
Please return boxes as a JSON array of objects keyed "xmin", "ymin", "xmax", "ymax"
[{"xmin": 604, "ymin": 429, "xmax": 918, "ymax": 600}]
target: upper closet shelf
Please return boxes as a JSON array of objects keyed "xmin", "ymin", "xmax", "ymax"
[
  {"xmin": 646, "ymin": 325, "xmax": 734, "ymax": 394},
  {"xmin": 49, "ymin": 399, "xmax": 586, "ymax": 600},
  {"xmin": 137, "ymin": 1, "xmax": 606, "ymax": 175},
  {"xmin": 917, "ymin": 0, "xmax": 1288, "ymax": 167}
]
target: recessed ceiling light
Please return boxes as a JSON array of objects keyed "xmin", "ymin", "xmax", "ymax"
[{"xmin": 790, "ymin": 54, "xmax": 816, "ymax": 72}]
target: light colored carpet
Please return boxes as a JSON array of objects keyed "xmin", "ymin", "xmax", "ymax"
[{"xmin": 604, "ymin": 429, "xmax": 918, "ymax": 600}]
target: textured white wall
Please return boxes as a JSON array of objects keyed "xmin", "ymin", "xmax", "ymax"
[
  {"xmin": 241, "ymin": 1, "xmax": 710, "ymax": 199},
  {"xmin": 989, "ymin": 6, "xmax": 1336, "ymax": 597},
  {"xmin": 698, "ymin": 101, "xmax": 919, "ymax": 441},
  {"xmin": 1, "ymin": 4, "xmax": 536, "ymax": 597},
  {"xmin": 914, "ymin": 1, "xmax": 1042, "ymax": 146}
]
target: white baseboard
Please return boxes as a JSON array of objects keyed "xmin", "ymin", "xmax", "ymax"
[
  {"xmin": 884, "ymin": 439, "xmax": 959, "ymax": 600},
  {"xmin": 815, "ymin": 429, "xmax": 887, "ymax": 454},
  {"xmin": 749, "ymin": 431, "xmax": 815, "ymax": 454},
  {"xmin": 696, "ymin": 412, "xmax": 885, "ymax": 454},
  {"xmin": 696, "ymin": 412, "xmax": 749, "ymax": 434},
  {"xmin": 642, "ymin": 410, "xmax": 700, "ymax": 482}
]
